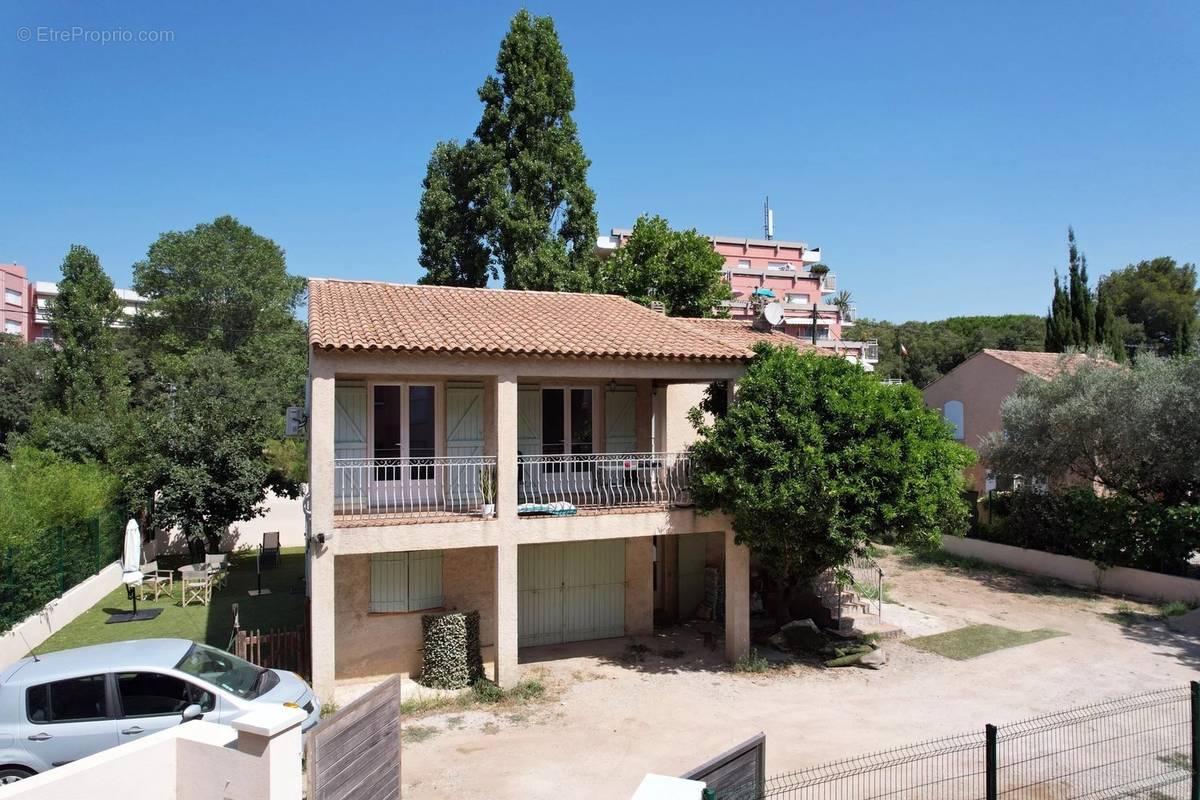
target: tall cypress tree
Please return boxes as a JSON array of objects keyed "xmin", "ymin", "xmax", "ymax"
[
  {"xmin": 417, "ymin": 10, "xmax": 599, "ymax": 292},
  {"xmin": 1095, "ymin": 284, "xmax": 1125, "ymax": 362},
  {"xmin": 1045, "ymin": 273, "xmax": 1073, "ymax": 351},
  {"xmin": 49, "ymin": 245, "xmax": 127, "ymax": 412},
  {"xmin": 1045, "ymin": 228, "xmax": 1099, "ymax": 352}
]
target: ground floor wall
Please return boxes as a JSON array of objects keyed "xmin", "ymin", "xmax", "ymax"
[{"xmin": 333, "ymin": 546, "xmax": 497, "ymax": 682}]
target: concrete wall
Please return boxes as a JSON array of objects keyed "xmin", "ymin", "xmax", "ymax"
[
  {"xmin": 0, "ymin": 560, "xmax": 122, "ymax": 669},
  {"xmin": 923, "ymin": 353, "xmax": 1026, "ymax": 492},
  {"xmin": 334, "ymin": 546, "xmax": 496, "ymax": 682},
  {"xmin": 2, "ymin": 708, "xmax": 305, "ymax": 800},
  {"xmin": 943, "ymin": 536, "xmax": 1200, "ymax": 604},
  {"xmin": 625, "ymin": 537, "xmax": 654, "ymax": 636},
  {"xmin": 151, "ymin": 490, "xmax": 307, "ymax": 557}
]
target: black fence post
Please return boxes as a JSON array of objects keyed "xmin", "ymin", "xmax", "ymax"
[
  {"xmin": 1191, "ymin": 681, "xmax": 1199, "ymax": 800},
  {"xmin": 986, "ymin": 723, "xmax": 998, "ymax": 800}
]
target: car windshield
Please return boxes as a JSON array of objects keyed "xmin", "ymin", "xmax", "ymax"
[{"xmin": 174, "ymin": 643, "xmax": 268, "ymax": 699}]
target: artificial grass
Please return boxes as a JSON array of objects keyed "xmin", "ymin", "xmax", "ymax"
[
  {"xmin": 32, "ymin": 547, "xmax": 307, "ymax": 656},
  {"xmin": 904, "ymin": 624, "xmax": 1067, "ymax": 660}
]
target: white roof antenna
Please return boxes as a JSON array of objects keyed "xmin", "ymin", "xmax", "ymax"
[{"xmin": 763, "ymin": 196, "xmax": 774, "ymax": 240}]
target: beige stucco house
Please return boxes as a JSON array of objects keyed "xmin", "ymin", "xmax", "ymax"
[
  {"xmin": 305, "ymin": 280, "xmax": 819, "ymax": 698},
  {"xmin": 921, "ymin": 348, "xmax": 1102, "ymax": 494}
]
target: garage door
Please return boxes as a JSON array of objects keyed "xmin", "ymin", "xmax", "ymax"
[{"xmin": 518, "ymin": 540, "xmax": 625, "ymax": 647}]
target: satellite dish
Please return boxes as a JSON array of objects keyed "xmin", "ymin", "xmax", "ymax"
[{"xmin": 753, "ymin": 302, "xmax": 784, "ymax": 331}]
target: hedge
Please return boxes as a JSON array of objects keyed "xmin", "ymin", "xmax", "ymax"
[
  {"xmin": 420, "ymin": 610, "xmax": 484, "ymax": 689},
  {"xmin": 978, "ymin": 489, "xmax": 1200, "ymax": 575}
]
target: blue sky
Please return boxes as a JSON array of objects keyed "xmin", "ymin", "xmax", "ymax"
[{"xmin": 2, "ymin": 1, "xmax": 1197, "ymax": 322}]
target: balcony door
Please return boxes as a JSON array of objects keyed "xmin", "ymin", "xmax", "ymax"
[
  {"xmin": 540, "ymin": 388, "xmax": 593, "ymax": 494},
  {"xmin": 371, "ymin": 383, "xmax": 437, "ymax": 505}
]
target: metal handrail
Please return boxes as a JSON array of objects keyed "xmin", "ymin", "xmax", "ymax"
[
  {"xmin": 333, "ymin": 455, "xmax": 497, "ymax": 520},
  {"xmin": 517, "ymin": 451, "xmax": 692, "ymax": 511}
]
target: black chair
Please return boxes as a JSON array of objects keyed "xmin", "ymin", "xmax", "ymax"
[{"xmin": 261, "ymin": 531, "xmax": 281, "ymax": 568}]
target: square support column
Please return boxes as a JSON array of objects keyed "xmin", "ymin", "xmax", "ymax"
[
  {"xmin": 635, "ymin": 379, "xmax": 653, "ymax": 452},
  {"xmin": 494, "ymin": 543, "xmax": 519, "ymax": 688},
  {"xmin": 724, "ymin": 529, "xmax": 750, "ymax": 663},
  {"xmin": 494, "ymin": 371, "xmax": 518, "ymax": 521},
  {"xmin": 308, "ymin": 359, "xmax": 337, "ymax": 700},
  {"xmin": 624, "ymin": 537, "xmax": 654, "ymax": 636}
]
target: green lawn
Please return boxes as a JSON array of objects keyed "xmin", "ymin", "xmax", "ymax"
[
  {"xmin": 34, "ymin": 547, "xmax": 307, "ymax": 656},
  {"xmin": 904, "ymin": 624, "xmax": 1067, "ymax": 660}
]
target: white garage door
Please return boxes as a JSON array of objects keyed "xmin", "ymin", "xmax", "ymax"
[{"xmin": 518, "ymin": 540, "xmax": 625, "ymax": 647}]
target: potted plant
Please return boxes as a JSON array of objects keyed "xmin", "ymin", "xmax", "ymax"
[{"xmin": 480, "ymin": 464, "xmax": 496, "ymax": 518}]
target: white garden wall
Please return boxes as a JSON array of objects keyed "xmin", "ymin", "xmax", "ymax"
[
  {"xmin": 942, "ymin": 536, "xmax": 1200, "ymax": 604},
  {"xmin": 149, "ymin": 488, "xmax": 308, "ymax": 558},
  {"xmin": 0, "ymin": 560, "xmax": 123, "ymax": 669}
]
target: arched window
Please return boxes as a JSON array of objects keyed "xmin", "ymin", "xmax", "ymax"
[{"xmin": 943, "ymin": 400, "xmax": 964, "ymax": 441}]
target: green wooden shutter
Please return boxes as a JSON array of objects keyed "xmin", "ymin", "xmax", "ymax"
[
  {"xmin": 370, "ymin": 552, "xmax": 409, "ymax": 612},
  {"xmin": 446, "ymin": 383, "xmax": 484, "ymax": 457},
  {"xmin": 408, "ymin": 550, "xmax": 444, "ymax": 610},
  {"xmin": 334, "ymin": 382, "xmax": 367, "ymax": 459},
  {"xmin": 605, "ymin": 385, "xmax": 637, "ymax": 453},
  {"xmin": 517, "ymin": 386, "xmax": 542, "ymax": 455}
]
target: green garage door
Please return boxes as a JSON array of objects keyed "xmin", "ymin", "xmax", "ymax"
[{"xmin": 518, "ymin": 540, "xmax": 625, "ymax": 647}]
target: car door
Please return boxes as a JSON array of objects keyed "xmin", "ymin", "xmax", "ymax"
[
  {"xmin": 21, "ymin": 674, "xmax": 117, "ymax": 769},
  {"xmin": 113, "ymin": 672, "xmax": 216, "ymax": 741}
]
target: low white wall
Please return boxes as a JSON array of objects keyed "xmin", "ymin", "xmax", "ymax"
[
  {"xmin": 150, "ymin": 488, "xmax": 307, "ymax": 558},
  {"xmin": 943, "ymin": 536, "xmax": 1200, "ymax": 604},
  {"xmin": 0, "ymin": 560, "xmax": 122, "ymax": 668}
]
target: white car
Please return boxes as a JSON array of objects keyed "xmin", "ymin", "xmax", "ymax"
[{"xmin": 0, "ymin": 638, "xmax": 320, "ymax": 782}]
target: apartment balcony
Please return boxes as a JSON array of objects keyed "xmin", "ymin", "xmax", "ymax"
[
  {"xmin": 517, "ymin": 451, "xmax": 692, "ymax": 513},
  {"xmin": 332, "ymin": 452, "xmax": 692, "ymax": 523},
  {"xmin": 334, "ymin": 455, "xmax": 497, "ymax": 523}
]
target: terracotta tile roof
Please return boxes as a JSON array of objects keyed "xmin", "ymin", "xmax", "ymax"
[
  {"xmin": 677, "ymin": 317, "xmax": 837, "ymax": 354},
  {"xmin": 981, "ymin": 349, "xmax": 1111, "ymax": 380},
  {"xmin": 308, "ymin": 280, "xmax": 752, "ymax": 361}
]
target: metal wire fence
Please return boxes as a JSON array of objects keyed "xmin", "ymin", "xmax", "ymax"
[
  {"xmin": 723, "ymin": 684, "xmax": 1196, "ymax": 800},
  {"xmin": 0, "ymin": 506, "xmax": 127, "ymax": 632}
]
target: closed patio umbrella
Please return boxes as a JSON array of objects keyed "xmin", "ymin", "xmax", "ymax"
[{"xmin": 107, "ymin": 519, "xmax": 163, "ymax": 624}]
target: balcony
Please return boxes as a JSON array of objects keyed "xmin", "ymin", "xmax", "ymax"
[
  {"xmin": 518, "ymin": 452, "xmax": 692, "ymax": 513},
  {"xmin": 332, "ymin": 452, "xmax": 693, "ymax": 523},
  {"xmin": 334, "ymin": 455, "xmax": 497, "ymax": 522}
]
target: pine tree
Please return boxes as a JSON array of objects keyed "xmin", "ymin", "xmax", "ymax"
[
  {"xmin": 49, "ymin": 245, "xmax": 127, "ymax": 411},
  {"xmin": 417, "ymin": 11, "xmax": 598, "ymax": 291}
]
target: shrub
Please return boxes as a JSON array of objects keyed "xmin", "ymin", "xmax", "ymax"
[
  {"xmin": 471, "ymin": 678, "xmax": 504, "ymax": 703},
  {"xmin": 979, "ymin": 489, "xmax": 1200, "ymax": 575},
  {"xmin": 733, "ymin": 648, "xmax": 769, "ymax": 673},
  {"xmin": 420, "ymin": 610, "xmax": 484, "ymax": 689}
]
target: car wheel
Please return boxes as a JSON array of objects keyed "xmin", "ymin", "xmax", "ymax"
[{"xmin": 0, "ymin": 767, "xmax": 34, "ymax": 784}]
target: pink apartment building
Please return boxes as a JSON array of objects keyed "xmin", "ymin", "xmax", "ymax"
[
  {"xmin": 596, "ymin": 230, "xmax": 878, "ymax": 370},
  {"xmin": 0, "ymin": 262, "xmax": 145, "ymax": 343}
]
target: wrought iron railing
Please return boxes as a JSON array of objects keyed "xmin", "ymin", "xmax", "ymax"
[
  {"xmin": 517, "ymin": 451, "xmax": 692, "ymax": 511},
  {"xmin": 333, "ymin": 456, "xmax": 497, "ymax": 520}
]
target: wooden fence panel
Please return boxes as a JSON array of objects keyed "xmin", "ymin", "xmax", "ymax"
[
  {"xmin": 306, "ymin": 674, "xmax": 402, "ymax": 800},
  {"xmin": 683, "ymin": 732, "xmax": 766, "ymax": 800},
  {"xmin": 234, "ymin": 625, "xmax": 311, "ymax": 679}
]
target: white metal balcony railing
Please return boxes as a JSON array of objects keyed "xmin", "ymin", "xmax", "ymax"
[
  {"xmin": 518, "ymin": 452, "xmax": 692, "ymax": 512},
  {"xmin": 334, "ymin": 455, "xmax": 498, "ymax": 520},
  {"xmin": 332, "ymin": 452, "xmax": 693, "ymax": 520}
]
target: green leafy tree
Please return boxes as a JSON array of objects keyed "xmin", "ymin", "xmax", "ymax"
[
  {"xmin": 596, "ymin": 215, "xmax": 732, "ymax": 317},
  {"xmin": 1046, "ymin": 228, "xmax": 1099, "ymax": 352},
  {"xmin": 0, "ymin": 337, "xmax": 52, "ymax": 455},
  {"xmin": 47, "ymin": 245, "xmax": 128, "ymax": 412},
  {"xmin": 983, "ymin": 353, "xmax": 1199, "ymax": 505},
  {"xmin": 846, "ymin": 314, "xmax": 1045, "ymax": 387},
  {"xmin": 689, "ymin": 345, "xmax": 974, "ymax": 623},
  {"xmin": 418, "ymin": 10, "xmax": 598, "ymax": 291},
  {"xmin": 1097, "ymin": 256, "xmax": 1199, "ymax": 357},
  {"xmin": 130, "ymin": 216, "xmax": 306, "ymax": 541}
]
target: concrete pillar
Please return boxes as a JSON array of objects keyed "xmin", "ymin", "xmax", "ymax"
[
  {"xmin": 231, "ymin": 707, "xmax": 307, "ymax": 800},
  {"xmin": 495, "ymin": 370, "xmax": 518, "ymax": 521},
  {"xmin": 308, "ymin": 359, "xmax": 337, "ymax": 700},
  {"xmin": 624, "ymin": 537, "xmax": 654, "ymax": 635},
  {"xmin": 635, "ymin": 380, "xmax": 653, "ymax": 452},
  {"xmin": 493, "ymin": 543, "xmax": 519, "ymax": 688},
  {"xmin": 724, "ymin": 529, "xmax": 750, "ymax": 663}
]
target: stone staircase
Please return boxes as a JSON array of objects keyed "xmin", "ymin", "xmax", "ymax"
[{"xmin": 812, "ymin": 571, "xmax": 904, "ymax": 641}]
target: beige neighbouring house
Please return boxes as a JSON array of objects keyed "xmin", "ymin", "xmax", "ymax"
[
  {"xmin": 304, "ymin": 281, "xmax": 820, "ymax": 698},
  {"xmin": 921, "ymin": 348, "xmax": 1107, "ymax": 494}
]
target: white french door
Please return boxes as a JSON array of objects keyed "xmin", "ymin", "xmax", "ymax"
[
  {"xmin": 540, "ymin": 387, "xmax": 595, "ymax": 493},
  {"xmin": 370, "ymin": 383, "xmax": 438, "ymax": 506}
]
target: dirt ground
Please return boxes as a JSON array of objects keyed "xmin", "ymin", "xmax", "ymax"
[{"xmin": 387, "ymin": 548, "xmax": 1199, "ymax": 799}]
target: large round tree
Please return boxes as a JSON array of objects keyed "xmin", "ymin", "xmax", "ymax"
[{"xmin": 689, "ymin": 345, "xmax": 974, "ymax": 621}]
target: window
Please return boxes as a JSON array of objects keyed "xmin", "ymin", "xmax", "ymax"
[
  {"xmin": 736, "ymin": 259, "xmax": 751, "ymax": 269},
  {"xmin": 117, "ymin": 672, "xmax": 214, "ymax": 717},
  {"xmin": 541, "ymin": 388, "xmax": 594, "ymax": 472},
  {"xmin": 767, "ymin": 261, "xmax": 792, "ymax": 271},
  {"xmin": 370, "ymin": 551, "xmax": 443, "ymax": 612},
  {"xmin": 175, "ymin": 643, "xmax": 268, "ymax": 699},
  {"xmin": 4, "ymin": 289, "xmax": 20, "ymax": 306},
  {"xmin": 785, "ymin": 293, "xmax": 810, "ymax": 305},
  {"xmin": 4, "ymin": 320, "xmax": 20, "ymax": 335},
  {"xmin": 26, "ymin": 675, "xmax": 108, "ymax": 724},
  {"xmin": 943, "ymin": 400, "xmax": 965, "ymax": 440}
]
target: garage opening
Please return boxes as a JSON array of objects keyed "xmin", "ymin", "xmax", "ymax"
[{"xmin": 518, "ymin": 540, "xmax": 625, "ymax": 647}]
